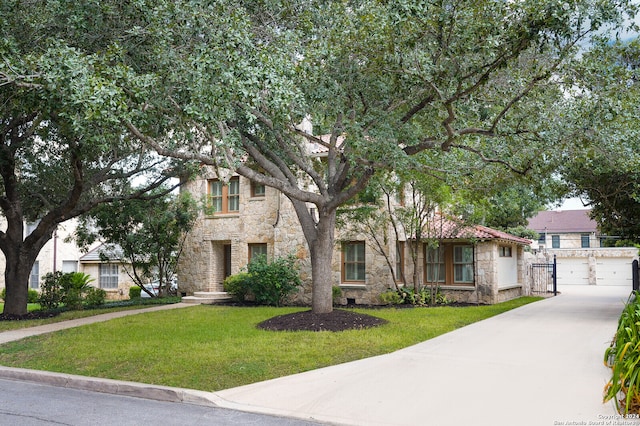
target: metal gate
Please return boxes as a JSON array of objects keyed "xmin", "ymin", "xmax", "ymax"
[{"xmin": 530, "ymin": 255, "xmax": 557, "ymax": 296}]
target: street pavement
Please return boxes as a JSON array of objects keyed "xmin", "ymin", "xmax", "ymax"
[{"xmin": 0, "ymin": 286, "xmax": 636, "ymax": 426}]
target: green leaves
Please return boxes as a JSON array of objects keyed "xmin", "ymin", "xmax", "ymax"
[{"xmin": 604, "ymin": 292, "xmax": 640, "ymax": 414}]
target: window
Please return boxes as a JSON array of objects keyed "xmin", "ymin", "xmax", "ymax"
[
  {"xmin": 581, "ymin": 234, "xmax": 590, "ymax": 248},
  {"xmin": 453, "ymin": 245, "xmax": 474, "ymax": 283},
  {"xmin": 551, "ymin": 235, "xmax": 560, "ymax": 249},
  {"xmin": 425, "ymin": 245, "xmax": 445, "ymax": 283},
  {"xmin": 30, "ymin": 261, "xmax": 39, "ymax": 289},
  {"xmin": 251, "ymin": 181, "xmax": 266, "ymax": 197},
  {"xmin": 62, "ymin": 260, "xmax": 78, "ymax": 273},
  {"xmin": 208, "ymin": 177, "xmax": 240, "ymax": 213},
  {"xmin": 343, "ymin": 242, "xmax": 365, "ymax": 282},
  {"xmin": 99, "ymin": 264, "xmax": 119, "ymax": 289},
  {"xmin": 538, "ymin": 233, "xmax": 546, "ymax": 246},
  {"xmin": 249, "ymin": 243, "xmax": 268, "ymax": 261},
  {"xmin": 395, "ymin": 242, "xmax": 405, "ymax": 282},
  {"xmin": 499, "ymin": 246, "xmax": 512, "ymax": 257}
]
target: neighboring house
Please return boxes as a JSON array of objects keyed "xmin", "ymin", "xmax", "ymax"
[
  {"xmin": 79, "ymin": 244, "xmax": 135, "ymax": 300},
  {"xmin": 0, "ymin": 218, "xmax": 89, "ymax": 291},
  {"xmin": 0, "ymin": 218, "xmax": 134, "ymax": 300},
  {"xmin": 528, "ymin": 209, "xmax": 602, "ymax": 250},
  {"xmin": 178, "ymin": 169, "xmax": 533, "ymax": 305},
  {"xmin": 527, "ymin": 210, "xmax": 637, "ymax": 286}
]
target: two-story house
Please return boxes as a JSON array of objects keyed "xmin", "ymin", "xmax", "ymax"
[{"xmin": 178, "ymin": 167, "xmax": 534, "ymax": 305}]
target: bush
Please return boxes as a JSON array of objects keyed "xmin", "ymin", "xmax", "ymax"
[
  {"xmin": 245, "ymin": 255, "xmax": 302, "ymax": 306},
  {"xmin": 605, "ymin": 291, "xmax": 640, "ymax": 415},
  {"xmin": 224, "ymin": 255, "xmax": 302, "ymax": 306},
  {"xmin": 223, "ymin": 272, "xmax": 252, "ymax": 302},
  {"xmin": 129, "ymin": 285, "xmax": 142, "ymax": 299},
  {"xmin": 38, "ymin": 272, "xmax": 64, "ymax": 310},
  {"xmin": 84, "ymin": 287, "xmax": 107, "ymax": 307},
  {"xmin": 37, "ymin": 271, "xmax": 99, "ymax": 311},
  {"xmin": 1, "ymin": 288, "xmax": 43, "ymax": 303},
  {"xmin": 379, "ymin": 289, "xmax": 403, "ymax": 305}
]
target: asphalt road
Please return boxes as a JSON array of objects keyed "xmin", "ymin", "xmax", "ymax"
[{"xmin": 0, "ymin": 378, "xmax": 322, "ymax": 426}]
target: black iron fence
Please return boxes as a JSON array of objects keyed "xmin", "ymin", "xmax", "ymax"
[
  {"xmin": 530, "ymin": 255, "xmax": 557, "ymax": 296},
  {"xmin": 633, "ymin": 259, "xmax": 639, "ymax": 292}
]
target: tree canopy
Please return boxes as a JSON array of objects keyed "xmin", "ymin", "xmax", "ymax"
[
  {"xmin": 560, "ymin": 37, "xmax": 640, "ymax": 243},
  {"xmin": 0, "ymin": 1, "xmax": 187, "ymax": 314},
  {"xmin": 122, "ymin": 0, "xmax": 636, "ymax": 313}
]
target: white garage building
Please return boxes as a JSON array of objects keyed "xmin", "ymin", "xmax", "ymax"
[{"xmin": 528, "ymin": 210, "xmax": 637, "ymax": 287}]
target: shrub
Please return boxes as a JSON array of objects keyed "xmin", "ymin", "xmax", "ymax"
[
  {"xmin": 605, "ymin": 291, "xmax": 640, "ymax": 415},
  {"xmin": 332, "ymin": 286, "xmax": 343, "ymax": 305},
  {"xmin": 245, "ymin": 254, "xmax": 302, "ymax": 306},
  {"xmin": 38, "ymin": 272, "xmax": 64, "ymax": 310},
  {"xmin": 379, "ymin": 289, "xmax": 403, "ymax": 305},
  {"xmin": 129, "ymin": 285, "xmax": 142, "ymax": 299},
  {"xmin": 27, "ymin": 289, "xmax": 39, "ymax": 303},
  {"xmin": 37, "ymin": 271, "xmax": 98, "ymax": 311},
  {"xmin": 223, "ymin": 272, "xmax": 252, "ymax": 302},
  {"xmin": 84, "ymin": 287, "xmax": 107, "ymax": 307}
]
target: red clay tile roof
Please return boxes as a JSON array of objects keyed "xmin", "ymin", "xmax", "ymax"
[
  {"xmin": 527, "ymin": 210, "xmax": 596, "ymax": 233},
  {"xmin": 427, "ymin": 216, "xmax": 531, "ymax": 245}
]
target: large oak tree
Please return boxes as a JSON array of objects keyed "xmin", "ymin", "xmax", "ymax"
[
  {"xmin": 124, "ymin": 0, "xmax": 635, "ymax": 313},
  {"xmin": 0, "ymin": 1, "xmax": 185, "ymax": 315}
]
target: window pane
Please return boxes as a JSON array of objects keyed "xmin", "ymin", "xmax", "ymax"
[
  {"xmin": 252, "ymin": 182, "xmax": 265, "ymax": 197},
  {"xmin": 209, "ymin": 181, "xmax": 223, "ymax": 212},
  {"xmin": 344, "ymin": 242, "xmax": 365, "ymax": 281},
  {"xmin": 425, "ymin": 246, "xmax": 445, "ymax": 282},
  {"xmin": 454, "ymin": 264, "xmax": 474, "ymax": 283},
  {"xmin": 30, "ymin": 261, "xmax": 39, "ymax": 289},
  {"xmin": 453, "ymin": 246, "xmax": 474, "ymax": 283},
  {"xmin": 581, "ymin": 235, "xmax": 590, "ymax": 248},
  {"xmin": 100, "ymin": 264, "xmax": 118, "ymax": 289},
  {"xmin": 228, "ymin": 179, "xmax": 240, "ymax": 211},
  {"xmin": 552, "ymin": 235, "xmax": 560, "ymax": 248}
]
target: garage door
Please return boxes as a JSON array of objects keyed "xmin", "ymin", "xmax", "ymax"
[
  {"xmin": 596, "ymin": 258, "xmax": 632, "ymax": 286},
  {"xmin": 556, "ymin": 258, "xmax": 589, "ymax": 285}
]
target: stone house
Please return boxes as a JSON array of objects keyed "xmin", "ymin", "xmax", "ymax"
[{"xmin": 178, "ymin": 169, "xmax": 533, "ymax": 305}]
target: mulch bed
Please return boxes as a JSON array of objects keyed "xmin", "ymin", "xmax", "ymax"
[
  {"xmin": 0, "ymin": 311, "xmax": 60, "ymax": 321},
  {"xmin": 257, "ymin": 309, "xmax": 388, "ymax": 332}
]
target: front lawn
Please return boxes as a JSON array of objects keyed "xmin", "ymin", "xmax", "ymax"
[{"xmin": 0, "ymin": 297, "xmax": 541, "ymax": 391}]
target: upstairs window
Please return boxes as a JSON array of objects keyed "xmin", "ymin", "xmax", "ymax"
[
  {"xmin": 251, "ymin": 181, "xmax": 266, "ymax": 197},
  {"xmin": 551, "ymin": 235, "xmax": 560, "ymax": 249},
  {"xmin": 209, "ymin": 177, "xmax": 240, "ymax": 213},
  {"xmin": 581, "ymin": 234, "xmax": 590, "ymax": 248}
]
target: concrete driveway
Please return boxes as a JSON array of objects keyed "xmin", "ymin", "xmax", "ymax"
[{"xmin": 213, "ymin": 285, "xmax": 634, "ymax": 426}]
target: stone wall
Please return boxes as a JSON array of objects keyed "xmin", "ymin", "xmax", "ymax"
[{"xmin": 179, "ymin": 170, "xmax": 529, "ymax": 306}]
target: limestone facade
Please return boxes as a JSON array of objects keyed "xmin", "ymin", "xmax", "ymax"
[{"xmin": 178, "ymin": 170, "xmax": 532, "ymax": 305}]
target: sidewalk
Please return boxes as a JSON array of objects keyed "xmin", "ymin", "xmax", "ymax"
[{"xmin": 0, "ymin": 287, "xmax": 634, "ymax": 426}]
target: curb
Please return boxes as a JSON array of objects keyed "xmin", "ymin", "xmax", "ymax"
[{"xmin": 0, "ymin": 366, "xmax": 221, "ymax": 407}]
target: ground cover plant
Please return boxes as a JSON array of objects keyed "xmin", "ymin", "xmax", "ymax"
[
  {"xmin": 604, "ymin": 291, "xmax": 640, "ymax": 414},
  {"xmin": 0, "ymin": 297, "xmax": 540, "ymax": 391}
]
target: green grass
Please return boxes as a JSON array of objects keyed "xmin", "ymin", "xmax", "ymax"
[
  {"xmin": 0, "ymin": 297, "xmax": 541, "ymax": 392},
  {"xmin": 0, "ymin": 303, "xmax": 41, "ymax": 313}
]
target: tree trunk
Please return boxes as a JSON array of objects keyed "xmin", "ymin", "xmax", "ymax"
[
  {"xmin": 3, "ymin": 246, "xmax": 36, "ymax": 316},
  {"xmin": 308, "ymin": 209, "xmax": 336, "ymax": 314}
]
